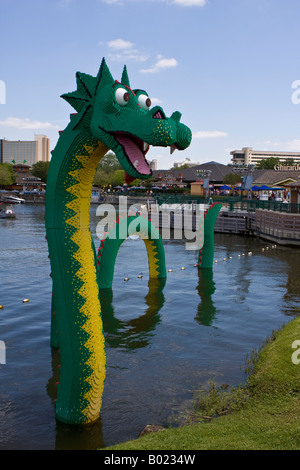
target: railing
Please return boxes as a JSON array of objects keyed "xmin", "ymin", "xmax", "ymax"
[
  {"xmin": 153, "ymin": 194, "xmax": 300, "ymax": 214},
  {"xmin": 254, "ymin": 209, "xmax": 300, "ymax": 242}
]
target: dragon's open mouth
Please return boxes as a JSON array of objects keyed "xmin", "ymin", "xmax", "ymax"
[{"xmin": 114, "ymin": 132, "xmax": 151, "ymax": 176}]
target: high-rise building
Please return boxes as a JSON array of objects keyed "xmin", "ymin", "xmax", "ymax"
[
  {"xmin": 0, "ymin": 135, "xmax": 50, "ymax": 166},
  {"xmin": 231, "ymin": 147, "xmax": 300, "ymax": 166}
]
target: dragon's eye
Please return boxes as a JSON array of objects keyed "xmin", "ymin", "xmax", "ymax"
[
  {"xmin": 115, "ymin": 88, "xmax": 130, "ymax": 106},
  {"xmin": 138, "ymin": 94, "xmax": 151, "ymax": 110}
]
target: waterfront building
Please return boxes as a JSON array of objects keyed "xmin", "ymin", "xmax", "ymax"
[
  {"xmin": 230, "ymin": 147, "xmax": 300, "ymax": 166},
  {"xmin": 0, "ymin": 135, "xmax": 50, "ymax": 166}
]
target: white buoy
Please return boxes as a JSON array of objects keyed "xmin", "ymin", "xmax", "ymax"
[
  {"xmin": 124, "ymin": 277, "xmax": 129, "ymax": 281},
  {"xmin": 181, "ymin": 267, "xmax": 185, "ymax": 270},
  {"xmin": 168, "ymin": 269, "xmax": 173, "ymax": 272},
  {"xmin": 138, "ymin": 274, "xmax": 143, "ymax": 279}
]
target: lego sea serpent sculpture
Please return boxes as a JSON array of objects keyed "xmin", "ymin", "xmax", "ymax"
[{"xmin": 45, "ymin": 58, "xmax": 192, "ymax": 424}]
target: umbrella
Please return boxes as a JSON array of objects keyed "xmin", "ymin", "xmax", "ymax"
[
  {"xmin": 219, "ymin": 185, "xmax": 231, "ymax": 190},
  {"xmin": 258, "ymin": 185, "xmax": 271, "ymax": 190},
  {"xmin": 252, "ymin": 185, "xmax": 260, "ymax": 191},
  {"xmin": 114, "ymin": 185, "xmax": 123, "ymax": 189},
  {"xmin": 137, "ymin": 186, "xmax": 146, "ymax": 189}
]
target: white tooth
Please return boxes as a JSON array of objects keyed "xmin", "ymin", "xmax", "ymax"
[
  {"xmin": 134, "ymin": 160, "xmax": 139, "ymax": 169},
  {"xmin": 170, "ymin": 144, "xmax": 176, "ymax": 155},
  {"xmin": 143, "ymin": 142, "xmax": 149, "ymax": 152}
]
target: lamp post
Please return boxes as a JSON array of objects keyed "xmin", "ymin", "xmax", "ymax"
[
  {"xmin": 195, "ymin": 169, "xmax": 212, "ymax": 202},
  {"xmin": 232, "ymin": 164, "xmax": 255, "ymax": 200}
]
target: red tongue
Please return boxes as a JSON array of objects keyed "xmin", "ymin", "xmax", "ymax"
[{"xmin": 125, "ymin": 172, "xmax": 136, "ymax": 185}]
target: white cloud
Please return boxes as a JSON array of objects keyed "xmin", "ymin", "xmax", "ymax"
[
  {"xmin": 0, "ymin": 117, "xmax": 59, "ymax": 130},
  {"xmin": 101, "ymin": 0, "xmax": 207, "ymax": 5},
  {"xmin": 172, "ymin": 0, "xmax": 206, "ymax": 5},
  {"xmin": 140, "ymin": 57, "xmax": 178, "ymax": 74},
  {"xmin": 193, "ymin": 130, "xmax": 228, "ymax": 139},
  {"xmin": 106, "ymin": 38, "xmax": 149, "ymax": 62},
  {"xmin": 150, "ymin": 97, "xmax": 163, "ymax": 105},
  {"xmin": 102, "ymin": 0, "xmax": 123, "ymax": 4},
  {"xmin": 107, "ymin": 38, "xmax": 134, "ymax": 50}
]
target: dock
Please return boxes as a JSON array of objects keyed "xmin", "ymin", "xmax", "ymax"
[{"xmin": 253, "ymin": 209, "xmax": 300, "ymax": 246}]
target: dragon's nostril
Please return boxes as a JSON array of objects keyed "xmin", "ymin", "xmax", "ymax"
[{"xmin": 153, "ymin": 110, "xmax": 165, "ymax": 119}]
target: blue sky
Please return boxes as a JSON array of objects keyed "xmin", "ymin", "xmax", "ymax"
[{"xmin": 1, "ymin": 0, "xmax": 300, "ymax": 168}]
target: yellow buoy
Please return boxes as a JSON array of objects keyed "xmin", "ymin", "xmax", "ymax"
[
  {"xmin": 223, "ymin": 258, "xmax": 226, "ymax": 261},
  {"xmin": 168, "ymin": 269, "xmax": 173, "ymax": 272},
  {"xmin": 0, "ymin": 305, "xmax": 3, "ymax": 310},
  {"xmin": 23, "ymin": 299, "xmax": 30, "ymax": 303},
  {"xmin": 124, "ymin": 277, "xmax": 129, "ymax": 281},
  {"xmin": 181, "ymin": 267, "xmax": 185, "ymax": 270},
  {"xmin": 138, "ymin": 274, "xmax": 143, "ymax": 279},
  {"xmin": 215, "ymin": 260, "xmax": 218, "ymax": 263}
]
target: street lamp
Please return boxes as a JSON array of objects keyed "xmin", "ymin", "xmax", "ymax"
[
  {"xmin": 195, "ymin": 169, "xmax": 212, "ymax": 202},
  {"xmin": 232, "ymin": 164, "xmax": 255, "ymax": 200}
]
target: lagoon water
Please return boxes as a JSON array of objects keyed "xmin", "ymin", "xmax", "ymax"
[{"xmin": 0, "ymin": 204, "xmax": 299, "ymax": 449}]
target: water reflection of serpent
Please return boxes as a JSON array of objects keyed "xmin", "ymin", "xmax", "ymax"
[
  {"xmin": 195, "ymin": 268, "xmax": 217, "ymax": 326},
  {"xmin": 100, "ymin": 278, "xmax": 166, "ymax": 350}
]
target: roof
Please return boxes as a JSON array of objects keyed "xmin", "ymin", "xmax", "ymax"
[
  {"xmin": 153, "ymin": 161, "xmax": 232, "ymax": 183},
  {"xmin": 252, "ymin": 169, "xmax": 300, "ymax": 185}
]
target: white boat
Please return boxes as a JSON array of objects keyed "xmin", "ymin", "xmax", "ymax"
[
  {"xmin": 0, "ymin": 203, "xmax": 16, "ymax": 219},
  {"xmin": 4, "ymin": 195, "xmax": 25, "ymax": 204}
]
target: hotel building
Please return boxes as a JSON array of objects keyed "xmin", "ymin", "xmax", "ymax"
[
  {"xmin": 231, "ymin": 147, "xmax": 300, "ymax": 166},
  {"xmin": 0, "ymin": 134, "xmax": 50, "ymax": 167}
]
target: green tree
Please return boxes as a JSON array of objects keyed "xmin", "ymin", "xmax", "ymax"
[
  {"xmin": 0, "ymin": 163, "xmax": 16, "ymax": 187},
  {"xmin": 31, "ymin": 161, "xmax": 50, "ymax": 182},
  {"xmin": 94, "ymin": 169, "xmax": 110, "ymax": 187},
  {"xmin": 283, "ymin": 158, "xmax": 295, "ymax": 166},
  {"xmin": 223, "ymin": 173, "xmax": 242, "ymax": 185},
  {"xmin": 98, "ymin": 151, "xmax": 121, "ymax": 173},
  {"xmin": 256, "ymin": 157, "xmax": 280, "ymax": 169},
  {"xmin": 110, "ymin": 169, "xmax": 125, "ymax": 187}
]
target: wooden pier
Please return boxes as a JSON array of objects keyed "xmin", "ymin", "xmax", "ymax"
[{"xmin": 253, "ymin": 209, "xmax": 300, "ymax": 246}]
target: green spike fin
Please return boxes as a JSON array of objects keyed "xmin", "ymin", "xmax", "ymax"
[
  {"xmin": 121, "ymin": 65, "xmax": 130, "ymax": 88},
  {"xmin": 60, "ymin": 91, "xmax": 90, "ymax": 113},
  {"xmin": 95, "ymin": 58, "xmax": 114, "ymax": 91},
  {"xmin": 76, "ymin": 72, "xmax": 96, "ymax": 99}
]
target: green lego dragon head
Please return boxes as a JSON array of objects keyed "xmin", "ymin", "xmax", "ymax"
[{"xmin": 61, "ymin": 58, "xmax": 192, "ymax": 183}]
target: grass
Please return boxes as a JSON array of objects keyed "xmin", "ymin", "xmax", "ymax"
[{"xmin": 105, "ymin": 316, "xmax": 300, "ymax": 450}]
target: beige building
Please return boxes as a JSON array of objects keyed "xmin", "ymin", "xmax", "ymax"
[
  {"xmin": 35, "ymin": 134, "xmax": 50, "ymax": 162},
  {"xmin": 231, "ymin": 147, "xmax": 300, "ymax": 166}
]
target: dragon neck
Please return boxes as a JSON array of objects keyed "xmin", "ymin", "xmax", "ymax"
[
  {"xmin": 45, "ymin": 116, "xmax": 109, "ymax": 424},
  {"xmin": 46, "ymin": 115, "xmax": 109, "ymax": 227}
]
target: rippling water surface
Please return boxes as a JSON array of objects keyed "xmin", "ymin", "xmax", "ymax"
[{"xmin": 0, "ymin": 204, "xmax": 299, "ymax": 449}]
